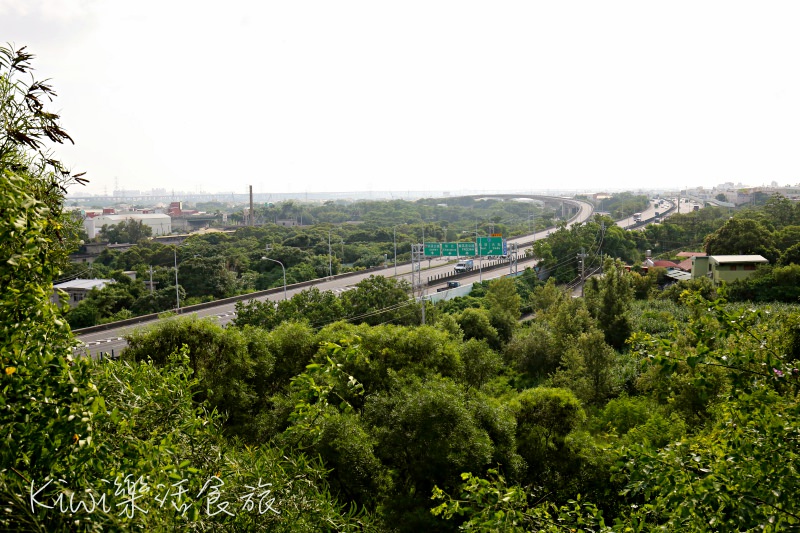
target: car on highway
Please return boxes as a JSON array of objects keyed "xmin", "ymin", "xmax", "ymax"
[{"xmin": 437, "ymin": 281, "xmax": 461, "ymax": 292}]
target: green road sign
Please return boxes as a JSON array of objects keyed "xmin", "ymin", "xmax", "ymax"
[
  {"xmin": 478, "ymin": 237, "xmax": 505, "ymax": 256},
  {"xmin": 457, "ymin": 242, "xmax": 476, "ymax": 256},
  {"xmin": 441, "ymin": 242, "xmax": 459, "ymax": 256},
  {"xmin": 423, "ymin": 242, "xmax": 441, "ymax": 256}
]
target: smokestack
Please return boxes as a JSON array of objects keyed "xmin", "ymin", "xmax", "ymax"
[{"xmin": 249, "ymin": 185, "xmax": 254, "ymax": 226}]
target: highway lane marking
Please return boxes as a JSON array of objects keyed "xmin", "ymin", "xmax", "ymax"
[{"xmin": 81, "ymin": 337, "xmax": 124, "ymax": 347}]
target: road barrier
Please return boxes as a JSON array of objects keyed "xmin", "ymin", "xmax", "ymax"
[{"xmin": 72, "ymin": 263, "xmax": 407, "ymax": 336}]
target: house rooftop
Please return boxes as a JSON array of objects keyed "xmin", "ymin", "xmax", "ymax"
[
  {"xmin": 653, "ymin": 260, "xmax": 680, "ymax": 269},
  {"xmin": 666, "ymin": 270, "xmax": 693, "ymax": 281},
  {"xmin": 709, "ymin": 255, "xmax": 769, "ymax": 264},
  {"xmin": 53, "ymin": 279, "xmax": 113, "ymax": 290}
]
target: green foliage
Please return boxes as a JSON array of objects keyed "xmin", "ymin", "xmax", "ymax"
[
  {"xmin": 528, "ymin": 278, "xmax": 568, "ymax": 315},
  {"xmin": 123, "ymin": 315, "xmax": 276, "ymax": 439},
  {"xmin": 532, "ymin": 215, "xmax": 641, "ymax": 284},
  {"xmin": 315, "ymin": 322, "xmax": 464, "ymax": 395},
  {"xmin": 583, "ymin": 258, "xmax": 633, "ymax": 351},
  {"xmin": 511, "ymin": 387, "xmax": 586, "ymax": 458},
  {"xmin": 628, "ymin": 267, "xmax": 667, "ymax": 300},
  {"xmin": 178, "ymin": 255, "xmax": 238, "ymax": 299},
  {"xmin": 0, "ymin": 43, "xmax": 100, "ymax": 530},
  {"xmin": 65, "ymin": 278, "xmax": 149, "ymax": 328},
  {"xmin": 726, "ymin": 264, "xmax": 800, "ymax": 303},
  {"xmin": 484, "ymin": 277, "xmax": 521, "ymax": 343},
  {"xmin": 507, "ymin": 283, "xmax": 597, "ymax": 382},
  {"xmin": 602, "ymin": 193, "xmax": 650, "ymax": 220},
  {"xmin": 278, "ymin": 286, "xmax": 345, "ymax": 328},
  {"xmin": 342, "ymin": 275, "xmax": 415, "ymax": 326},
  {"xmin": 260, "ymin": 320, "xmax": 318, "ymax": 393},
  {"xmin": 551, "ymin": 328, "xmax": 616, "ymax": 404},
  {"xmin": 458, "ymin": 307, "xmax": 500, "ymax": 348},
  {"xmin": 657, "ymin": 276, "xmax": 716, "ymax": 303},
  {"xmin": 778, "ymin": 241, "xmax": 800, "ymax": 266},
  {"xmin": 233, "ymin": 297, "xmax": 278, "ymax": 329},
  {"xmin": 431, "ymin": 470, "xmax": 611, "ymax": 532},
  {"xmin": 280, "ymin": 339, "xmax": 366, "ymax": 443},
  {"xmin": 276, "ymin": 341, "xmax": 390, "ymax": 508},
  {"xmin": 364, "ymin": 375, "xmax": 498, "ymax": 530},
  {"xmin": 504, "ymin": 321, "xmax": 559, "ymax": 380},
  {"xmin": 9, "ymin": 51, "xmax": 800, "ymax": 530},
  {"xmin": 592, "ymin": 395, "xmax": 686, "ymax": 448},
  {"xmin": 507, "ymin": 388, "xmax": 615, "ymax": 502},
  {"xmin": 460, "ymin": 339, "xmax": 503, "ymax": 390},
  {"xmin": 98, "ymin": 219, "xmax": 152, "ymax": 243},
  {"xmin": 762, "ymin": 193, "xmax": 797, "ymax": 229},
  {"xmin": 620, "ymin": 389, "xmax": 800, "ymax": 532},
  {"xmin": 629, "ymin": 299, "xmax": 686, "ymax": 336},
  {"xmin": 234, "ymin": 287, "xmax": 349, "ymax": 332},
  {"xmin": 620, "ymin": 292, "xmax": 800, "ymax": 531},
  {"xmin": 703, "ymin": 217, "xmax": 778, "ymax": 262}
]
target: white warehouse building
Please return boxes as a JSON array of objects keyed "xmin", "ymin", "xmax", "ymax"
[{"xmin": 84, "ymin": 213, "xmax": 172, "ymax": 239}]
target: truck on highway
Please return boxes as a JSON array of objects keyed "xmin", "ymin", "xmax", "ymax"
[
  {"xmin": 454, "ymin": 260, "xmax": 474, "ymax": 273},
  {"xmin": 633, "ymin": 212, "xmax": 642, "ymax": 222}
]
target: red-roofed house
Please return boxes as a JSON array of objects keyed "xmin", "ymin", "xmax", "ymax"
[{"xmin": 653, "ymin": 260, "xmax": 680, "ymax": 269}]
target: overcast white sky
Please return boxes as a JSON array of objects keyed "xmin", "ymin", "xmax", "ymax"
[{"xmin": 3, "ymin": 1, "xmax": 800, "ymax": 196}]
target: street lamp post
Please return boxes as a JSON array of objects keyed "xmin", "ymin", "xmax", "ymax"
[
  {"xmin": 328, "ymin": 230, "xmax": 333, "ymax": 278},
  {"xmin": 173, "ymin": 248, "xmax": 180, "ymax": 312},
  {"xmin": 262, "ymin": 255, "xmax": 287, "ymax": 301},
  {"xmin": 475, "ymin": 222, "xmax": 483, "ymax": 283}
]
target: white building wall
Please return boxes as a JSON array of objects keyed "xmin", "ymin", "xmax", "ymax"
[{"xmin": 84, "ymin": 214, "xmax": 172, "ymax": 239}]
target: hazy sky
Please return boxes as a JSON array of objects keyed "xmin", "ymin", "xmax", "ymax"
[{"xmin": 4, "ymin": 1, "xmax": 800, "ymax": 196}]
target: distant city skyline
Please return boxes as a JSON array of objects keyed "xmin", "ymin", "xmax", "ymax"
[
  {"xmin": 5, "ymin": 1, "xmax": 800, "ymax": 196},
  {"xmin": 65, "ymin": 183, "xmax": 777, "ymax": 207}
]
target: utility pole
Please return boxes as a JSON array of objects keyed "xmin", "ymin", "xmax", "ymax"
[
  {"xmin": 577, "ymin": 247, "xmax": 587, "ymax": 297},
  {"xmin": 600, "ymin": 221, "xmax": 605, "ymax": 259},
  {"xmin": 174, "ymin": 248, "xmax": 180, "ymax": 312},
  {"xmin": 411, "ymin": 243, "xmax": 425, "ymax": 325},
  {"xmin": 249, "ymin": 185, "xmax": 254, "ymax": 226},
  {"xmin": 509, "ymin": 242, "xmax": 518, "ymax": 276},
  {"xmin": 149, "ymin": 265, "xmax": 154, "ymax": 295},
  {"xmin": 328, "ymin": 230, "xmax": 332, "ymax": 277},
  {"xmin": 472, "ymin": 221, "xmax": 483, "ymax": 283}
]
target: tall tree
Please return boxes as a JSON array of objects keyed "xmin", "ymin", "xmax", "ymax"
[
  {"xmin": 484, "ymin": 277, "xmax": 521, "ymax": 343},
  {"xmin": 584, "ymin": 257, "xmax": 634, "ymax": 350},
  {"xmin": 704, "ymin": 217, "xmax": 777, "ymax": 261},
  {"xmin": 342, "ymin": 275, "xmax": 414, "ymax": 326},
  {"xmin": 0, "ymin": 43, "xmax": 101, "ymax": 529},
  {"xmin": 99, "ymin": 219, "xmax": 152, "ymax": 243}
]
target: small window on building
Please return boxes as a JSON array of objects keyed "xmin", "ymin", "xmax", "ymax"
[
  {"xmin": 729, "ymin": 265, "xmax": 737, "ymax": 271},
  {"xmin": 744, "ymin": 264, "xmax": 756, "ymax": 271}
]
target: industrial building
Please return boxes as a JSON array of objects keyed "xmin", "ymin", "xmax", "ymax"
[{"xmin": 83, "ymin": 213, "xmax": 172, "ymax": 239}]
